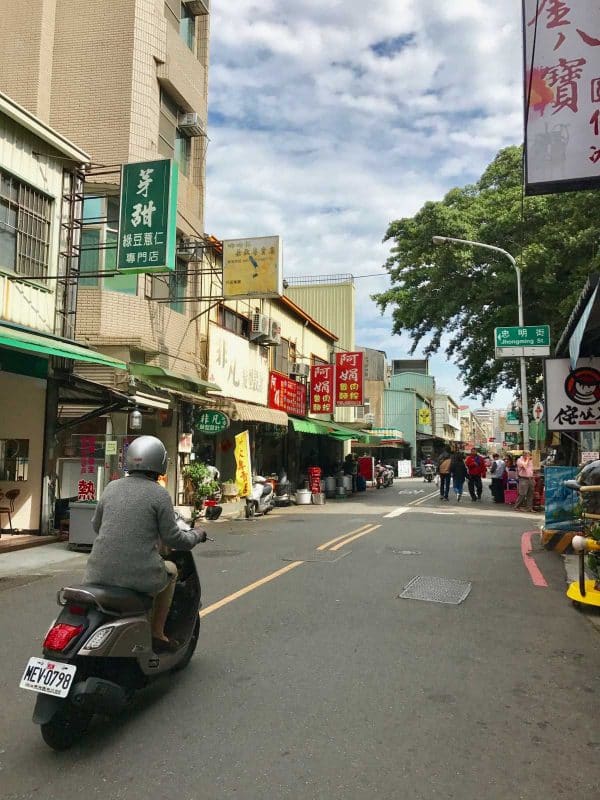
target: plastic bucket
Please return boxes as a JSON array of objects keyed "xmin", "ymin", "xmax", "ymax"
[
  {"xmin": 335, "ymin": 486, "xmax": 347, "ymax": 499},
  {"xmin": 312, "ymin": 493, "xmax": 326, "ymax": 505}
]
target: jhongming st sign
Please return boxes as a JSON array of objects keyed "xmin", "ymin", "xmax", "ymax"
[{"xmin": 117, "ymin": 159, "xmax": 178, "ymax": 273}]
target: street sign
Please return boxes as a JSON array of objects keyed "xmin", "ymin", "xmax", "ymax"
[
  {"xmin": 506, "ymin": 411, "xmax": 519, "ymax": 423},
  {"xmin": 532, "ymin": 401, "xmax": 544, "ymax": 421},
  {"xmin": 494, "ymin": 325, "xmax": 550, "ymax": 358}
]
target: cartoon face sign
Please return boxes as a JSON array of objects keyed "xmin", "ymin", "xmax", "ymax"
[{"xmin": 564, "ymin": 367, "xmax": 600, "ymax": 405}]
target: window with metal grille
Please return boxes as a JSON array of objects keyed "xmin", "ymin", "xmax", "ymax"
[
  {"xmin": 217, "ymin": 304, "xmax": 250, "ymax": 337},
  {"xmin": 158, "ymin": 91, "xmax": 191, "ymax": 177},
  {"xmin": 272, "ymin": 339, "xmax": 291, "ymax": 375},
  {"xmin": 0, "ymin": 170, "xmax": 51, "ymax": 280}
]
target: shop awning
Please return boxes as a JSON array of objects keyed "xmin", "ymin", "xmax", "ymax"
[
  {"xmin": 129, "ymin": 363, "xmax": 221, "ymax": 394},
  {"xmin": 289, "ymin": 417, "xmax": 371, "ymax": 442},
  {"xmin": 234, "ymin": 402, "xmax": 288, "ymax": 427},
  {"xmin": 555, "ymin": 274, "xmax": 600, "ymax": 367},
  {"xmin": 0, "ymin": 323, "xmax": 126, "ymax": 369}
]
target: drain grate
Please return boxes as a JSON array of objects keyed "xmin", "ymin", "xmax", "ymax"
[{"xmin": 398, "ymin": 575, "xmax": 472, "ymax": 605}]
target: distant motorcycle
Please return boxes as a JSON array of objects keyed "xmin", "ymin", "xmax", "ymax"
[
  {"xmin": 273, "ymin": 469, "xmax": 292, "ymax": 507},
  {"xmin": 423, "ymin": 464, "xmax": 435, "ymax": 483},
  {"xmin": 246, "ymin": 475, "xmax": 275, "ymax": 517},
  {"xmin": 375, "ymin": 462, "xmax": 393, "ymax": 489}
]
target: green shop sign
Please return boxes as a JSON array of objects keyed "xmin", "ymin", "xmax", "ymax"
[
  {"xmin": 117, "ymin": 159, "xmax": 178, "ymax": 273},
  {"xmin": 196, "ymin": 410, "xmax": 230, "ymax": 435}
]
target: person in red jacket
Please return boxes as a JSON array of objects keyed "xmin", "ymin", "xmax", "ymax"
[{"xmin": 464, "ymin": 448, "xmax": 487, "ymax": 502}]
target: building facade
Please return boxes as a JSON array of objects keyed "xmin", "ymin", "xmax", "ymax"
[{"xmin": 434, "ymin": 393, "xmax": 461, "ymax": 443}]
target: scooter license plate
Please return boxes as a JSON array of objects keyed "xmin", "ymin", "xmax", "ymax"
[{"xmin": 19, "ymin": 657, "xmax": 77, "ymax": 698}]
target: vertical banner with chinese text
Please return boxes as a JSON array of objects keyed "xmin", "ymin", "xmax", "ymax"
[
  {"xmin": 523, "ymin": 2, "xmax": 600, "ymax": 194},
  {"xmin": 310, "ymin": 364, "xmax": 334, "ymax": 414},
  {"xmin": 117, "ymin": 159, "xmax": 178, "ymax": 272},
  {"xmin": 334, "ymin": 352, "xmax": 364, "ymax": 407},
  {"xmin": 234, "ymin": 430, "xmax": 252, "ymax": 498}
]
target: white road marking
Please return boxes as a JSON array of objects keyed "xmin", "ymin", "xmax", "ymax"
[{"xmin": 383, "ymin": 507, "xmax": 411, "ymax": 518}]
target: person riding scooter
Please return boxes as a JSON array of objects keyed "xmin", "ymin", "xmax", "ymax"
[{"xmin": 83, "ymin": 435, "xmax": 205, "ymax": 653}]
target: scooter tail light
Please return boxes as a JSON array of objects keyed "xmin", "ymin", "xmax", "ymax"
[{"xmin": 43, "ymin": 623, "xmax": 84, "ymax": 652}]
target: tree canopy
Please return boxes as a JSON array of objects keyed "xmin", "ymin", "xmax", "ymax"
[{"xmin": 374, "ymin": 145, "xmax": 600, "ymax": 402}]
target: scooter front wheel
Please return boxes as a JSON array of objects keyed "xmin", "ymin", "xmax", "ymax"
[{"xmin": 40, "ymin": 703, "xmax": 93, "ymax": 751}]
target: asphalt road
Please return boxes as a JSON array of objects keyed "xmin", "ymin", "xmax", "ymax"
[{"xmin": 1, "ymin": 478, "xmax": 599, "ymax": 799}]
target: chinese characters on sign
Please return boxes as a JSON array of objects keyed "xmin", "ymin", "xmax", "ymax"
[
  {"xmin": 234, "ymin": 431, "xmax": 252, "ymax": 498},
  {"xmin": 196, "ymin": 410, "xmax": 230, "ymax": 434},
  {"xmin": 523, "ymin": 2, "xmax": 600, "ymax": 193},
  {"xmin": 222, "ymin": 236, "xmax": 282, "ymax": 300},
  {"xmin": 77, "ymin": 480, "xmax": 95, "ymax": 502},
  {"xmin": 494, "ymin": 325, "xmax": 551, "ymax": 357},
  {"xmin": 80, "ymin": 436, "xmax": 96, "ymax": 475},
  {"xmin": 310, "ymin": 365, "xmax": 334, "ymax": 414},
  {"xmin": 334, "ymin": 352, "xmax": 364, "ymax": 407},
  {"xmin": 117, "ymin": 159, "xmax": 178, "ymax": 272},
  {"xmin": 268, "ymin": 372, "xmax": 307, "ymax": 416},
  {"xmin": 208, "ymin": 324, "xmax": 268, "ymax": 405},
  {"xmin": 545, "ymin": 358, "xmax": 600, "ymax": 430}
]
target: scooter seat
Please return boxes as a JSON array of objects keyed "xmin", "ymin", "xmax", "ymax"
[{"xmin": 62, "ymin": 584, "xmax": 154, "ymax": 615}]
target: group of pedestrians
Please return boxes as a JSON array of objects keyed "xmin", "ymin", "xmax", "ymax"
[
  {"xmin": 433, "ymin": 448, "xmax": 537, "ymax": 512},
  {"xmin": 436, "ymin": 447, "xmax": 486, "ymax": 502}
]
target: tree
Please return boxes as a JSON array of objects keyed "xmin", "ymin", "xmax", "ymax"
[{"xmin": 374, "ymin": 146, "xmax": 600, "ymax": 402}]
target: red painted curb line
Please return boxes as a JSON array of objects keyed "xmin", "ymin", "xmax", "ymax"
[{"xmin": 521, "ymin": 531, "xmax": 548, "ymax": 588}]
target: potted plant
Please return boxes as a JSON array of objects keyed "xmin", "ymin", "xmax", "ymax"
[{"xmin": 182, "ymin": 462, "xmax": 220, "ymax": 510}]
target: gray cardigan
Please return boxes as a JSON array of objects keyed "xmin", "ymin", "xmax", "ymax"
[{"xmin": 84, "ymin": 473, "xmax": 201, "ymax": 595}]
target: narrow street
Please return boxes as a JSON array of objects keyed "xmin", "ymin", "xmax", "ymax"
[{"xmin": 1, "ymin": 478, "xmax": 598, "ymax": 799}]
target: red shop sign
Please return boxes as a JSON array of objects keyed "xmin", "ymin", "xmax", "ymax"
[
  {"xmin": 335, "ymin": 351, "xmax": 364, "ymax": 406},
  {"xmin": 268, "ymin": 371, "xmax": 307, "ymax": 416},
  {"xmin": 310, "ymin": 364, "xmax": 334, "ymax": 414}
]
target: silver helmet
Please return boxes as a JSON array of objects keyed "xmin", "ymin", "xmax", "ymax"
[{"xmin": 126, "ymin": 435, "xmax": 168, "ymax": 475}]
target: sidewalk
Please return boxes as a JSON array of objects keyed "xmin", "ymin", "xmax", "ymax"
[{"xmin": 0, "ymin": 541, "xmax": 86, "ymax": 579}]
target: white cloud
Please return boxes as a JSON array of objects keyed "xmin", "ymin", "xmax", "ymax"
[{"xmin": 206, "ymin": 1, "xmax": 524, "ymax": 404}]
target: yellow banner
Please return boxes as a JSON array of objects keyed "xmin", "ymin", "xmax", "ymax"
[
  {"xmin": 418, "ymin": 407, "xmax": 431, "ymax": 426},
  {"xmin": 223, "ymin": 236, "xmax": 281, "ymax": 299},
  {"xmin": 234, "ymin": 430, "xmax": 252, "ymax": 497}
]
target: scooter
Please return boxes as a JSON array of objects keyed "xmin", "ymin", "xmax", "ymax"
[
  {"xmin": 423, "ymin": 464, "xmax": 435, "ymax": 483},
  {"xmin": 245, "ymin": 475, "xmax": 275, "ymax": 517},
  {"xmin": 568, "ymin": 534, "xmax": 600, "ymax": 609},
  {"xmin": 273, "ymin": 469, "xmax": 292, "ymax": 507},
  {"xmin": 383, "ymin": 464, "xmax": 395, "ymax": 487},
  {"xmin": 19, "ymin": 514, "xmax": 211, "ymax": 751}
]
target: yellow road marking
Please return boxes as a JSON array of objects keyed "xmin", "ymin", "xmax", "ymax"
[
  {"xmin": 199, "ymin": 560, "xmax": 304, "ymax": 618},
  {"xmin": 317, "ymin": 524, "xmax": 374, "ymax": 551},
  {"xmin": 330, "ymin": 524, "xmax": 381, "ymax": 551}
]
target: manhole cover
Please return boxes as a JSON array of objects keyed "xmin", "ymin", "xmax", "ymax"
[
  {"xmin": 398, "ymin": 576, "xmax": 472, "ymax": 605},
  {"xmin": 388, "ymin": 548, "xmax": 422, "ymax": 556},
  {"xmin": 198, "ymin": 549, "xmax": 244, "ymax": 558}
]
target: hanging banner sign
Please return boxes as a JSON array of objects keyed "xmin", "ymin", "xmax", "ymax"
[
  {"xmin": 196, "ymin": 410, "xmax": 230, "ymax": 434},
  {"xmin": 334, "ymin": 352, "xmax": 364, "ymax": 407},
  {"xmin": 268, "ymin": 371, "xmax": 306, "ymax": 416},
  {"xmin": 117, "ymin": 159, "xmax": 178, "ymax": 272},
  {"xmin": 523, "ymin": 2, "xmax": 600, "ymax": 195},
  {"xmin": 234, "ymin": 430, "xmax": 252, "ymax": 498},
  {"xmin": 309, "ymin": 364, "xmax": 334, "ymax": 414},
  {"xmin": 222, "ymin": 236, "xmax": 282, "ymax": 299},
  {"xmin": 417, "ymin": 407, "xmax": 432, "ymax": 426},
  {"xmin": 545, "ymin": 358, "xmax": 600, "ymax": 430}
]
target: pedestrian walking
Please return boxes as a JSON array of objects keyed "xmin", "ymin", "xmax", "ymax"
[
  {"xmin": 437, "ymin": 451, "xmax": 452, "ymax": 501},
  {"xmin": 514, "ymin": 450, "xmax": 535, "ymax": 512},
  {"xmin": 465, "ymin": 448, "xmax": 486, "ymax": 501},
  {"xmin": 489, "ymin": 453, "xmax": 506, "ymax": 503},
  {"xmin": 450, "ymin": 451, "xmax": 467, "ymax": 501}
]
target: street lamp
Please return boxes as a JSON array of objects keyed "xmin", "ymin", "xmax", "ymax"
[{"xmin": 431, "ymin": 235, "xmax": 529, "ymax": 450}]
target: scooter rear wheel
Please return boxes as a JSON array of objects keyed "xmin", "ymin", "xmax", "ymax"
[{"xmin": 40, "ymin": 703, "xmax": 93, "ymax": 751}]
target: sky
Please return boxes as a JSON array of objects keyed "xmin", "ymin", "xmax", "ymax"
[{"xmin": 204, "ymin": 0, "xmax": 525, "ymax": 408}]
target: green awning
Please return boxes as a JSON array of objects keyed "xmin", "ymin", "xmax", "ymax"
[
  {"xmin": 0, "ymin": 324, "xmax": 126, "ymax": 369},
  {"xmin": 290, "ymin": 417, "xmax": 331, "ymax": 435},
  {"xmin": 289, "ymin": 417, "xmax": 370, "ymax": 442},
  {"xmin": 129, "ymin": 363, "xmax": 221, "ymax": 393}
]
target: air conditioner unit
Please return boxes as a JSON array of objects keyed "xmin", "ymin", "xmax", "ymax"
[
  {"xmin": 290, "ymin": 363, "xmax": 309, "ymax": 378},
  {"xmin": 176, "ymin": 237, "xmax": 197, "ymax": 262},
  {"xmin": 178, "ymin": 112, "xmax": 205, "ymax": 137},
  {"xmin": 263, "ymin": 318, "xmax": 281, "ymax": 346},
  {"xmin": 250, "ymin": 312, "xmax": 270, "ymax": 341},
  {"xmin": 185, "ymin": 0, "xmax": 209, "ymax": 15}
]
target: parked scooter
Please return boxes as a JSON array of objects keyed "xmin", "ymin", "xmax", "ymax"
[
  {"xmin": 20, "ymin": 513, "xmax": 211, "ymax": 751},
  {"xmin": 273, "ymin": 469, "xmax": 292, "ymax": 507},
  {"xmin": 245, "ymin": 475, "xmax": 275, "ymax": 517},
  {"xmin": 423, "ymin": 464, "xmax": 435, "ymax": 483}
]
